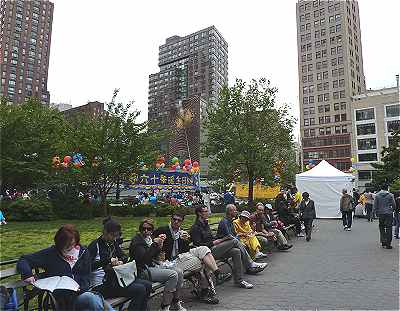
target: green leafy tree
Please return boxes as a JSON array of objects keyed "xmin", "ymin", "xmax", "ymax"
[
  {"xmin": 0, "ymin": 97, "xmax": 68, "ymax": 191},
  {"xmin": 371, "ymin": 128, "xmax": 400, "ymax": 189},
  {"xmin": 65, "ymin": 90, "xmax": 163, "ymax": 215},
  {"xmin": 204, "ymin": 78, "xmax": 297, "ymax": 207}
]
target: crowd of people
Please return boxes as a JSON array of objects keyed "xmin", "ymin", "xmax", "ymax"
[
  {"xmin": 345, "ymin": 184, "xmax": 400, "ymax": 249},
  {"xmin": 14, "ymin": 187, "xmax": 317, "ymax": 311},
  {"xmin": 10, "ymin": 183, "xmax": 400, "ymax": 310}
]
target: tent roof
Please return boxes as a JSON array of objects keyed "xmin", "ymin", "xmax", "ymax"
[{"xmin": 296, "ymin": 160, "xmax": 353, "ymax": 180}]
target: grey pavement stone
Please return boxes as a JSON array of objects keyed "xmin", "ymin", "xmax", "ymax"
[{"xmin": 149, "ymin": 219, "xmax": 399, "ymax": 310}]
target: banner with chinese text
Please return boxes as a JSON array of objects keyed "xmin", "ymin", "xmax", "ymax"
[{"xmin": 129, "ymin": 171, "xmax": 200, "ymax": 192}]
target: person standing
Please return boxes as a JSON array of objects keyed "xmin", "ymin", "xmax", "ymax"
[
  {"xmin": 299, "ymin": 192, "xmax": 316, "ymax": 241},
  {"xmin": 373, "ymin": 184, "xmax": 396, "ymax": 249},
  {"xmin": 394, "ymin": 192, "xmax": 400, "ymax": 239},
  {"xmin": 364, "ymin": 190, "xmax": 375, "ymax": 222},
  {"xmin": 340, "ymin": 189, "xmax": 353, "ymax": 231},
  {"xmin": 0, "ymin": 210, "xmax": 7, "ymax": 225}
]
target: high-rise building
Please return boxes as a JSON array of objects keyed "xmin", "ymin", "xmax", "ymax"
[
  {"xmin": 0, "ymin": 0, "xmax": 54, "ymax": 104},
  {"xmin": 296, "ymin": 0, "xmax": 366, "ymax": 171},
  {"xmin": 148, "ymin": 26, "xmax": 228, "ymax": 169}
]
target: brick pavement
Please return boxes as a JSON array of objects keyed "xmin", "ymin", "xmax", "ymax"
[{"xmin": 149, "ymin": 218, "xmax": 399, "ymax": 310}]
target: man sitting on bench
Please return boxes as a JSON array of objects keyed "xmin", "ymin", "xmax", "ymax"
[
  {"xmin": 218, "ymin": 204, "xmax": 270, "ymax": 266},
  {"xmin": 153, "ymin": 211, "xmax": 231, "ymax": 304},
  {"xmin": 251, "ymin": 203, "xmax": 293, "ymax": 251},
  {"xmin": 191, "ymin": 205, "xmax": 264, "ymax": 289}
]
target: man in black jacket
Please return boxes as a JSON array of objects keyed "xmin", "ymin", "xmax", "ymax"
[
  {"xmin": 153, "ymin": 212, "xmax": 231, "ymax": 304},
  {"xmin": 190, "ymin": 205, "xmax": 257, "ymax": 289},
  {"xmin": 299, "ymin": 192, "xmax": 316, "ymax": 242},
  {"xmin": 88, "ymin": 218, "xmax": 152, "ymax": 311}
]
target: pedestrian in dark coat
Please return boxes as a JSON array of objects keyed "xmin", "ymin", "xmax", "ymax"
[
  {"xmin": 299, "ymin": 192, "xmax": 316, "ymax": 242},
  {"xmin": 340, "ymin": 189, "xmax": 354, "ymax": 231}
]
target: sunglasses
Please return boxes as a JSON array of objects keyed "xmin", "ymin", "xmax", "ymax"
[{"xmin": 142, "ymin": 226, "xmax": 153, "ymax": 232}]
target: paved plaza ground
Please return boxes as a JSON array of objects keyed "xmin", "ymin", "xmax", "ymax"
[{"xmin": 150, "ymin": 218, "xmax": 399, "ymax": 310}]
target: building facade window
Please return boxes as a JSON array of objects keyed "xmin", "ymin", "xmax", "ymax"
[
  {"xmin": 356, "ymin": 108, "xmax": 374, "ymax": 121},
  {"xmin": 357, "ymin": 138, "xmax": 377, "ymax": 150},
  {"xmin": 356, "ymin": 123, "xmax": 375, "ymax": 135},
  {"xmin": 358, "ymin": 153, "xmax": 377, "ymax": 162}
]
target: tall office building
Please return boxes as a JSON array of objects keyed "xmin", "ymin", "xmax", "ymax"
[
  {"xmin": 148, "ymin": 26, "xmax": 228, "ymax": 168},
  {"xmin": 296, "ymin": 0, "xmax": 366, "ymax": 171},
  {"xmin": 0, "ymin": 0, "xmax": 54, "ymax": 104}
]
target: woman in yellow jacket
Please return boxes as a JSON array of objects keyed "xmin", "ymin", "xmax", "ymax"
[{"xmin": 233, "ymin": 211, "xmax": 267, "ymax": 259}]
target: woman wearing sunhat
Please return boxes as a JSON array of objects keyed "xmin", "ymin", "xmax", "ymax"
[{"xmin": 233, "ymin": 210, "xmax": 268, "ymax": 259}]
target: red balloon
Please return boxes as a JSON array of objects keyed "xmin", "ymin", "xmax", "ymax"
[
  {"xmin": 184, "ymin": 159, "xmax": 191, "ymax": 166},
  {"xmin": 159, "ymin": 156, "xmax": 165, "ymax": 163},
  {"xmin": 192, "ymin": 161, "xmax": 199, "ymax": 167},
  {"xmin": 64, "ymin": 155, "xmax": 72, "ymax": 163}
]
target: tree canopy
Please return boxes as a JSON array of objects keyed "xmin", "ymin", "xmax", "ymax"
[
  {"xmin": 203, "ymin": 78, "xmax": 298, "ymax": 207},
  {"xmin": 371, "ymin": 128, "xmax": 400, "ymax": 190}
]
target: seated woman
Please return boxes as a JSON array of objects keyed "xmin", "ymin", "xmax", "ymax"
[
  {"xmin": 129, "ymin": 219, "xmax": 187, "ymax": 311},
  {"xmin": 88, "ymin": 217, "xmax": 152, "ymax": 311},
  {"xmin": 17, "ymin": 224, "xmax": 115, "ymax": 311},
  {"xmin": 153, "ymin": 211, "xmax": 231, "ymax": 304},
  {"xmin": 233, "ymin": 211, "xmax": 268, "ymax": 259}
]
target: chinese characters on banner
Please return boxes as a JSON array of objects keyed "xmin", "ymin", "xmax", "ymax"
[{"xmin": 129, "ymin": 171, "xmax": 200, "ymax": 192}]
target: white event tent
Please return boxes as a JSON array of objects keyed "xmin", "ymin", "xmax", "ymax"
[{"xmin": 296, "ymin": 160, "xmax": 354, "ymax": 218}]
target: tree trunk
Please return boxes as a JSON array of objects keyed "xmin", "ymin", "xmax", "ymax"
[
  {"xmin": 101, "ymin": 193, "xmax": 109, "ymax": 216},
  {"xmin": 116, "ymin": 178, "xmax": 120, "ymax": 201},
  {"xmin": 248, "ymin": 171, "xmax": 254, "ymax": 209}
]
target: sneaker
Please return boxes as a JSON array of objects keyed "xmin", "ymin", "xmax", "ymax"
[
  {"xmin": 199, "ymin": 291, "xmax": 219, "ymax": 304},
  {"xmin": 285, "ymin": 244, "xmax": 293, "ymax": 250},
  {"xmin": 237, "ymin": 280, "xmax": 254, "ymax": 289},
  {"xmin": 395, "ymin": 236, "xmax": 400, "ymax": 239},
  {"xmin": 255, "ymin": 251, "xmax": 268, "ymax": 259},
  {"xmin": 171, "ymin": 301, "xmax": 186, "ymax": 311},
  {"xmin": 246, "ymin": 266, "xmax": 263, "ymax": 275},
  {"xmin": 257, "ymin": 262, "xmax": 268, "ymax": 269},
  {"xmin": 297, "ymin": 233, "xmax": 305, "ymax": 237},
  {"xmin": 306, "ymin": 237, "xmax": 310, "ymax": 242},
  {"xmin": 346, "ymin": 227, "xmax": 351, "ymax": 231},
  {"xmin": 343, "ymin": 226, "xmax": 348, "ymax": 230},
  {"xmin": 385, "ymin": 245, "xmax": 393, "ymax": 249},
  {"xmin": 215, "ymin": 272, "xmax": 232, "ymax": 285},
  {"xmin": 160, "ymin": 306, "xmax": 170, "ymax": 311}
]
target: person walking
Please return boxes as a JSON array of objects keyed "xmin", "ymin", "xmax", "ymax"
[
  {"xmin": 340, "ymin": 189, "xmax": 353, "ymax": 231},
  {"xmin": 394, "ymin": 192, "xmax": 400, "ymax": 239},
  {"xmin": 373, "ymin": 184, "xmax": 396, "ymax": 249},
  {"xmin": 299, "ymin": 192, "xmax": 316, "ymax": 241},
  {"xmin": 364, "ymin": 190, "xmax": 375, "ymax": 222}
]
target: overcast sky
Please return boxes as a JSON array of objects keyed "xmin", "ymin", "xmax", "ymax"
[{"xmin": 49, "ymin": 0, "xmax": 400, "ymax": 130}]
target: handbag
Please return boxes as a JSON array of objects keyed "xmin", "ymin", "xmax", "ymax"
[{"xmin": 106, "ymin": 261, "xmax": 137, "ymax": 289}]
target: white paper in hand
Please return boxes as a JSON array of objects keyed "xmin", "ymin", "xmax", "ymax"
[{"xmin": 34, "ymin": 276, "xmax": 79, "ymax": 292}]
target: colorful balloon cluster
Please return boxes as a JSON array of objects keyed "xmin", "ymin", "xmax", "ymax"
[
  {"xmin": 272, "ymin": 160, "xmax": 285, "ymax": 183},
  {"xmin": 170, "ymin": 157, "xmax": 181, "ymax": 171},
  {"xmin": 52, "ymin": 153, "xmax": 85, "ymax": 169},
  {"xmin": 305, "ymin": 159, "xmax": 317, "ymax": 170},
  {"xmin": 348, "ymin": 156, "xmax": 358, "ymax": 174},
  {"xmin": 170, "ymin": 158, "xmax": 200, "ymax": 174},
  {"xmin": 155, "ymin": 156, "xmax": 166, "ymax": 170}
]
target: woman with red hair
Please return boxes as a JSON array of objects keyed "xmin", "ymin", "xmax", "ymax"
[{"xmin": 17, "ymin": 224, "xmax": 115, "ymax": 311}]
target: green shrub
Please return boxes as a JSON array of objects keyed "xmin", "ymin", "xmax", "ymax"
[
  {"xmin": 50, "ymin": 189, "xmax": 93, "ymax": 220},
  {"xmin": 132, "ymin": 204, "xmax": 154, "ymax": 217},
  {"xmin": 154, "ymin": 205, "xmax": 175, "ymax": 217},
  {"xmin": 3, "ymin": 198, "xmax": 55, "ymax": 221}
]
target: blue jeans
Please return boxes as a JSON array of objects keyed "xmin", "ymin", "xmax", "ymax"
[
  {"xmin": 394, "ymin": 212, "xmax": 400, "ymax": 238},
  {"xmin": 76, "ymin": 292, "xmax": 115, "ymax": 311}
]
